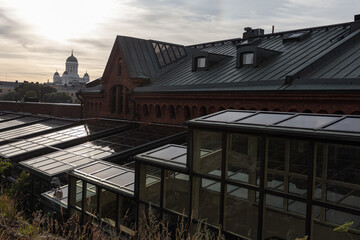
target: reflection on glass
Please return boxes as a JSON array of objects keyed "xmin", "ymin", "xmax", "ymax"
[
  {"xmin": 227, "ymin": 134, "xmax": 260, "ymax": 185},
  {"xmin": 328, "ymin": 145, "xmax": 360, "ymax": 184},
  {"xmin": 224, "ymin": 185, "xmax": 258, "ymax": 238},
  {"xmin": 313, "ymin": 206, "xmax": 360, "ymax": 240},
  {"xmin": 193, "ymin": 131, "xmax": 222, "ymax": 177},
  {"xmin": 100, "ymin": 189, "xmax": 116, "ymax": 227},
  {"xmin": 69, "ymin": 178, "xmax": 83, "ymax": 210},
  {"xmin": 264, "ymin": 194, "xmax": 305, "ymax": 239},
  {"xmin": 85, "ymin": 183, "xmax": 97, "ymax": 215},
  {"xmin": 289, "ymin": 140, "xmax": 310, "ymax": 175},
  {"xmin": 192, "ymin": 176, "xmax": 220, "ymax": 226},
  {"xmin": 139, "ymin": 164, "xmax": 161, "ymax": 206},
  {"xmin": 164, "ymin": 171, "xmax": 189, "ymax": 215},
  {"xmin": 267, "ymin": 138, "xmax": 286, "ymax": 170}
]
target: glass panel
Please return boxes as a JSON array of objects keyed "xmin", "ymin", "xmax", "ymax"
[
  {"xmin": 242, "ymin": 53, "xmax": 254, "ymax": 65},
  {"xmin": 263, "ymin": 194, "xmax": 305, "ymax": 239},
  {"xmin": 193, "ymin": 130, "xmax": 222, "ymax": 177},
  {"xmin": 139, "ymin": 164, "xmax": 161, "ymax": 206},
  {"xmin": 100, "ymin": 189, "xmax": 116, "ymax": 227},
  {"xmin": 313, "ymin": 206, "xmax": 360, "ymax": 239},
  {"xmin": 107, "ymin": 172, "xmax": 134, "ymax": 187},
  {"xmin": 267, "ymin": 138, "xmax": 286, "ymax": 170},
  {"xmin": 328, "ymin": 144, "xmax": 360, "ymax": 184},
  {"xmin": 69, "ymin": 178, "xmax": 83, "ymax": 210},
  {"xmin": 197, "ymin": 57, "xmax": 206, "ymax": 68},
  {"xmin": 77, "ymin": 162, "xmax": 108, "ymax": 174},
  {"xmin": 276, "ymin": 115, "xmax": 339, "ymax": 129},
  {"xmin": 93, "ymin": 167, "xmax": 124, "ymax": 179},
  {"xmin": 146, "ymin": 145, "xmax": 186, "ymax": 160},
  {"xmin": 192, "ymin": 176, "xmax": 220, "ymax": 226},
  {"xmin": 84, "ymin": 183, "xmax": 97, "ymax": 215},
  {"xmin": 224, "ymin": 185, "xmax": 258, "ymax": 239},
  {"xmin": 237, "ymin": 113, "xmax": 292, "ymax": 125},
  {"xmin": 289, "ymin": 140, "xmax": 310, "ymax": 175},
  {"xmin": 164, "ymin": 171, "xmax": 189, "ymax": 215},
  {"xmin": 325, "ymin": 117, "xmax": 360, "ymax": 132},
  {"xmin": 227, "ymin": 134, "xmax": 260, "ymax": 186},
  {"xmin": 203, "ymin": 111, "xmax": 254, "ymax": 123},
  {"xmin": 287, "ymin": 199, "xmax": 306, "ymax": 215}
]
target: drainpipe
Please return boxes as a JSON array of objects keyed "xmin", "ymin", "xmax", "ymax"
[{"xmin": 75, "ymin": 91, "xmax": 83, "ymax": 119}]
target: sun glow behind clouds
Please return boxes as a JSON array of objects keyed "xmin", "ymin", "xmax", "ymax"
[{"xmin": 5, "ymin": 0, "xmax": 120, "ymax": 42}]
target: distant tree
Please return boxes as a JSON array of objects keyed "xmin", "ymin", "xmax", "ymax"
[
  {"xmin": 43, "ymin": 92, "xmax": 72, "ymax": 103},
  {"xmin": 0, "ymin": 92, "xmax": 20, "ymax": 101},
  {"xmin": 15, "ymin": 82, "xmax": 56, "ymax": 101},
  {"xmin": 24, "ymin": 90, "xmax": 37, "ymax": 98}
]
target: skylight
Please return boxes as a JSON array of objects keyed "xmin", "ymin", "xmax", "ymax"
[{"xmin": 151, "ymin": 41, "xmax": 187, "ymax": 68}]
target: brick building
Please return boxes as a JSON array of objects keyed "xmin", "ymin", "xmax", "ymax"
[{"xmin": 79, "ymin": 15, "xmax": 360, "ymax": 124}]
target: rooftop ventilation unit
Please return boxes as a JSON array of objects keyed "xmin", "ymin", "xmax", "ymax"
[
  {"xmin": 243, "ymin": 27, "xmax": 264, "ymax": 40},
  {"xmin": 283, "ymin": 31, "xmax": 311, "ymax": 43}
]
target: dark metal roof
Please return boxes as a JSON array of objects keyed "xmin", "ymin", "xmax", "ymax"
[
  {"xmin": 188, "ymin": 110, "xmax": 360, "ymax": 142},
  {"xmin": 133, "ymin": 22, "xmax": 360, "ymax": 93},
  {"xmin": 116, "ymin": 36, "xmax": 190, "ymax": 79}
]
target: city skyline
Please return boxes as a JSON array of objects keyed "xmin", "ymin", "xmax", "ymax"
[{"xmin": 0, "ymin": 0, "xmax": 359, "ymax": 83}]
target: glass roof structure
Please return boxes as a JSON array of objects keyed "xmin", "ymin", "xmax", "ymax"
[
  {"xmin": 135, "ymin": 144, "xmax": 187, "ymax": 169},
  {"xmin": 0, "ymin": 119, "xmax": 73, "ymax": 142},
  {"xmin": 20, "ymin": 123, "xmax": 186, "ymax": 177},
  {"xmin": 0, "ymin": 115, "xmax": 44, "ymax": 130},
  {"xmin": 73, "ymin": 161, "xmax": 135, "ymax": 196},
  {"xmin": 189, "ymin": 110, "xmax": 360, "ymax": 141},
  {"xmin": 151, "ymin": 41, "xmax": 187, "ymax": 68},
  {"xmin": 0, "ymin": 124, "xmax": 106, "ymax": 158},
  {"xmin": 0, "ymin": 113, "xmax": 21, "ymax": 121},
  {"xmin": 42, "ymin": 185, "xmax": 68, "ymax": 208}
]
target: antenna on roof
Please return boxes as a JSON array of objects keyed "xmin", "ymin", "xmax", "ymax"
[{"xmin": 272, "ymin": 25, "xmax": 275, "ymax": 34}]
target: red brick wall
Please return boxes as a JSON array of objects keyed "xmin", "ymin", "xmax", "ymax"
[{"xmin": 0, "ymin": 101, "xmax": 81, "ymax": 118}]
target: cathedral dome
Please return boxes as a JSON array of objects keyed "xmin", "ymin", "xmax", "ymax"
[
  {"xmin": 54, "ymin": 71, "xmax": 59, "ymax": 76},
  {"xmin": 66, "ymin": 52, "xmax": 78, "ymax": 63},
  {"xmin": 63, "ymin": 71, "xmax": 68, "ymax": 75}
]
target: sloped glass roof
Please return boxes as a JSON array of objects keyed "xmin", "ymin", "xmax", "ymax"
[
  {"xmin": 151, "ymin": 41, "xmax": 187, "ymax": 68},
  {"xmin": 0, "ymin": 113, "xmax": 21, "ymax": 121},
  {"xmin": 0, "ymin": 123, "xmax": 106, "ymax": 158},
  {"xmin": 0, "ymin": 119, "xmax": 73, "ymax": 142},
  {"xmin": 189, "ymin": 110, "xmax": 360, "ymax": 140},
  {"xmin": 74, "ymin": 161, "xmax": 135, "ymax": 195},
  {"xmin": 135, "ymin": 144, "xmax": 187, "ymax": 168},
  {"xmin": 20, "ymin": 122, "xmax": 186, "ymax": 177},
  {"xmin": 0, "ymin": 116, "xmax": 44, "ymax": 130}
]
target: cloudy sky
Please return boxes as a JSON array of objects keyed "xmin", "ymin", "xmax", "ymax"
[{"xmin": 0, "ymin": 0, "xmax": 359, "ymax": 83}]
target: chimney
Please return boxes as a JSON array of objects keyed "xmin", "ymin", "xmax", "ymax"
[
  {"xmin": 351, "ymin": 14, "xmax": 360, "ymax": 33},
  {"xmin": 243, "ymin": 27, "xmax": 264, "ymax": 40},
  {"xmin": 355, "ymin": 14, "xmax": 360, "ymax": 22}
]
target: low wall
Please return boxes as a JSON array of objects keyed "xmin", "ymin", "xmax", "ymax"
[{"xmin": 0, "ymin": 101, "xmax": 82, "ymax": 118}]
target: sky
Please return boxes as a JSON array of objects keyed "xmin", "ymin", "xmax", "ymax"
[{"xmin": 0, "ymin": 0, "xmax": 359, "ymax": 83}]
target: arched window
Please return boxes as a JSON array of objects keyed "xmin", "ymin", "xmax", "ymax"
[
  {"xmin": 334, "ymin": 110, "xmax": 344, "ymax": 115},
  {"xmin": 200, "ymin": 106, "xmax": 207, "ymax": 116},
  {"xmin": 169, "ymin": 105, "xmax": 176, "ymax": 119},
  {"xmin": 155, "ymin": 105, "xmax": 162, "ymax": 118},
  {"xmin": 184, "ymin": 106, "xmax": 191, "ymax": 120},
  {"xmin": 110, "ymin": 87, "xmax": 116, "ymax": 113},
  {"xmin": 143, "ymin": 105, "xmax": 149, "ymax": 117}
]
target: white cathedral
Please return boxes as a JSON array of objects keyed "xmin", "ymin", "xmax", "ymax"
[{"xmin": 53, "ymin": 51, "xmax": 90, "ymax": 86}]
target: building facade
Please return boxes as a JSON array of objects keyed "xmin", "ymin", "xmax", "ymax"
[
  {"xmin": 79, "ymin": 15, "xmax": 360, "ymax": 124},
  {"xmin": 53, "ymin": 51, "xmax": 90, "ymax": 86}
]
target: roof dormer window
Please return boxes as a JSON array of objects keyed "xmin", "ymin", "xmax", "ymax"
[
  {"xmin": 197, "ymin": 57, "xmax": 206, "ymax": 68},
  {"xmin": 242, "ymin": 53, "xmax": 254, "ymax": 65}
]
